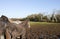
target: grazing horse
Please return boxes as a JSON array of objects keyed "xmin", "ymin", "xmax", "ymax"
[{"xmin": 0, "ymin": 15, "xmax": 30, "ymax": 39}]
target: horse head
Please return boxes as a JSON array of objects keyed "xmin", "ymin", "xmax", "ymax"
[{"xmin": 0, "ymin": 15, "xmax": 10, "ymax": 23}]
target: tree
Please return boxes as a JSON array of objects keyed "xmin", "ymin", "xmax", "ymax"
[
  {"xmin": 42, "ymin": 16, "xmax": 48, "ymax": 22},
  {"xmin": 26, "ymin": 13, "xmax": 43, "ymax": 22},
  {"xmin": 55, "ymin": 14, "xmax": 60, "ymax": 23},
  {"xmin": 50, "ymin": 10, "xmax": 57, "ymax": 22},
  {"xmin": 55, "ymin": 10, "xmax": 60, "ymax": 23}
]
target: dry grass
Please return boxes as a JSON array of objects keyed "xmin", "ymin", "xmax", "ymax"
[{"xmin": 26, "ymin": 22, "xmax": 60, "ymax": 39}]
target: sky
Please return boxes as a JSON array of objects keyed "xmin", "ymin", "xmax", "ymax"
[{"xmin": 0, "ymin": 0, "xmax": 60, "ymax": 18}]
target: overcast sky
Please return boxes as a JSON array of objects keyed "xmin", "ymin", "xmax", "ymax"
[{"xmin": 0, "ymin": 0, "xmax": 60, "ymax": 18}]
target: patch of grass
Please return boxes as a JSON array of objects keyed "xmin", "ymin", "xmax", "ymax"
[
  {"xmin": 30, "ymin": 22, "xmax": 60, "ymax": 26},
  {"xmin": 26, "ymin": 22, "xmax": 60, "ymax": 39}
]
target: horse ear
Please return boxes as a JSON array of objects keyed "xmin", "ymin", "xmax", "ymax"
[
  {"xmin": 21, "ymin": 19, "xmax": 30, "ymax": 28},
  {"xmin": 21, "ymin": 19, "xmax": 29, "ymax": 26},
  {"xmin": 25, "ymin": 19, "xmax": 30, "ymax": 28}
]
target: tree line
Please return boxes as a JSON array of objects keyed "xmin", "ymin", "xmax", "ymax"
[{"xmin": 11, "ymin": 10, "xmax": 60, "ymax": 23}]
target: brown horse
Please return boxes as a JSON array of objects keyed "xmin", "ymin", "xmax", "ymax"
[
  {"xmin": 0, "ymin": 15, "xmax": 30, "ymax": 39},
  {"xmin": 0, "ymin": 15, "xmax": 10, "ymax": 39}
]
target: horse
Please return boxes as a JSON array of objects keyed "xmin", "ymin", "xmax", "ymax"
[
  {"xmin": 0, "ymin": 15, "xmax": 10, "ymax": 39},
  {"xmin": 0, "ymin": 15, "xmax": 30, "ymax": 39}
]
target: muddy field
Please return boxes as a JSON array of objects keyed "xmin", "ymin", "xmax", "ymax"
[{"xmin": 25, "ymin": 22, "xmax": 60, "ymax": 39}]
